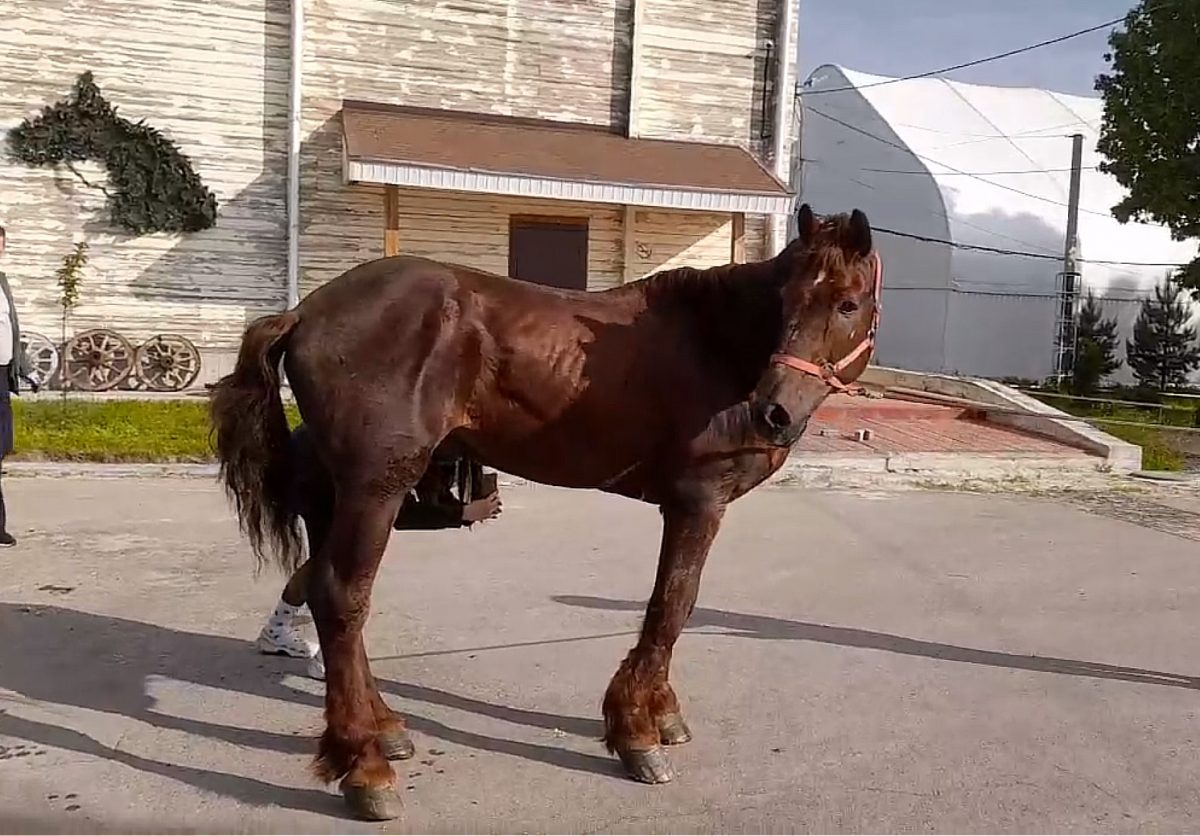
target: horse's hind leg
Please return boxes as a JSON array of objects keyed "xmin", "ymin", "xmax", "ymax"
[
  {"xmin": 365, "ymin": 645, "xmax": 416, "ymax": 760},
  {"xmin": 303, "ymin": 487, "xmax": 415, "ymax": 761},
  {"xmin": 602, "ymin": 499, "xmax": 725, "ymax": 783},
  {"xmin": 306, "ymin": 467, "xmax": 420, "ymax": 821}
]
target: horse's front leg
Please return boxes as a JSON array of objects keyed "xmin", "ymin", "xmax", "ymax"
[
  {"xmin": 307, "ymin": 485, "xmax": 408, "ymax": 821},
  {"xmin": 603, "ymin": 498, "xmax": 725, "ymax": 783}
]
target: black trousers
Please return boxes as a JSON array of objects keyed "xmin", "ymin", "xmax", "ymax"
[{"xmin": 0, "ymin": 363, "xmax": 11, "ymax": 535}]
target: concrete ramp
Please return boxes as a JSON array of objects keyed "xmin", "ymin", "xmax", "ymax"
[{"xmin": 777, "ymin": 369, "xmax": 1141, "ymax": 488}]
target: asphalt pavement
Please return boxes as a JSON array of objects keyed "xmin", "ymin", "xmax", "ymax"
[{"xmin": 2, "ymin": 477, "xmax": 1200, "ymax": 833}]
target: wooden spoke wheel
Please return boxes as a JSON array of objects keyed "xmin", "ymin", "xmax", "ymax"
[
  {"xmin": 62, "ymin": 329, "xmax": 135, "ymax": 391},
  {"xmin": 135, "ymin": 333, "xmax": 202, "ymax": 392},
  {"xmin": 20, "ymin": 330, "xmax": 60, "ymax": 388}
]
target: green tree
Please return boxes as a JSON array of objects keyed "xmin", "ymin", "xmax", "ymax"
[
  {"xmin": 1125, "ymin": 275, "xmax": 1200, "ymax": 391},
  {"xmin": 1071, "ymin": 291, "xmax": 1122, "ymax": 395},
  {"xmin": 1095, "ymin": 1, "xmax": 1200, "ymax": 293}
]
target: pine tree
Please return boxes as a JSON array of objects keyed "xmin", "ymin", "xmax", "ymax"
[
  {"xmin": 1125, "ymin": 275, "xmax": 1200, "ymax": 391},
  {"xmin": 1071, "ymin": 291, "xmax": 1122, "ymax": 395}
]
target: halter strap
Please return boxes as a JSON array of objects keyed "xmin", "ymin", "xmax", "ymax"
[{"xmin": 770, "ymin": 251, "xmax": 883, "ymax": 395}]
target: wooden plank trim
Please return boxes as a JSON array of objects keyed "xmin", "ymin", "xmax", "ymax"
[
  {"xmin": 731, "ymin": 212, "xmax": 746, "ymax": 263},
  {"xmin": 508, "ymin": 214, "xmax": 591, "ymax": 228},
  {"xmin": 623, "ymin": 204, "xmax": 637, "ymax": 282},
  {"xmin": 627, "ymin": 0, "xmax": 645, "ymax": 138},
  {"xmin": 384, "ymin": 185, "xmax": 400, "ymax": 256}
]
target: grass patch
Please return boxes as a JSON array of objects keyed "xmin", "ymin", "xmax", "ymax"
[
  {"xmin": 17, "ymin": 392, "xmax": 1193, "ymax": 471},
  {"xmin": 10, "ymin": 398, "xmax": 302, "ymax": 463},
  {"xmin": 1027, "ymin": 395, "xmax": 1192, "ymax": 472},
  {"xmin": 1093, "ymin": 421, "xmax": 1186, "ymax": 472}
]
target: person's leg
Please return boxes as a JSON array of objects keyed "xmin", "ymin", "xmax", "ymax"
[
  {"xmin": 256, "ymin": 425, "xmax": 322, "ymax": 661},
  {"xmin": 0, "ymin": 372, "xmax": 13, "ymax": 548},
  {"xmin": 256, "ymin": 558, "xmax": 319, "ymax": 659},
  {"xmin": 0, "ymin": 457, "xmax": 10, "ymax": 548}
]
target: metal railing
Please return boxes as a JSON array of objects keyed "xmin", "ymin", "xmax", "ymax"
[
  {"xmin": 1018, "ymin": 390, "xmax": 1199, "ymax": 429},
  {"xmin": 881, "ymin": 386, "xmax": 1200, "ymax": 435}
]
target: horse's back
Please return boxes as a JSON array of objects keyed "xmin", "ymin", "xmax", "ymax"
[
  {"xmin": 282, "ymin": 254, "xmax": 628, "ymax": 432},
  {"xmin": 297, "ymin": 254, "xmax": 460, "ymax": 314}
]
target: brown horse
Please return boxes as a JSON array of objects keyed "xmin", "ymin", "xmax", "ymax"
[{"xmin": 209, "ymin": 203, "xmax": 882, "ymax": 820}]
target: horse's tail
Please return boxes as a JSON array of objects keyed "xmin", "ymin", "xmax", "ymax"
[{"xmin": 209, "ymin": 310, "xmax": 303, "ymax": 574}]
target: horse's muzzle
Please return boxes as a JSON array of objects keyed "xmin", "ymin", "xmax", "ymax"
[{"xmin": 752, "ymin": 399, "xmax": 810, "ymax": 447}]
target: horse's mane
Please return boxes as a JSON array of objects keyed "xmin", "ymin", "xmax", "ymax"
[
  {"xmin": 633, "ymin": 257, "xmax": 785, "ymax": 391},
  {"xmin": 637, "ymin": 211, "xmax": 868, "ymax": 304},
  {"xmin": 628, "ymin": 212, "xmax": 869, "ymax": 390},
  {"xmin": 792, "ymin": 212, "xmax": 875, "ymax": 296}
]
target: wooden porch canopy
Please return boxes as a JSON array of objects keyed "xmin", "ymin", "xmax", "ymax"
[{"xmin": 340, "ymin": 101, "xmax": 794, "ymax": 217}]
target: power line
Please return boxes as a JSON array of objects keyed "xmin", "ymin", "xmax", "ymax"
[
  {"xmin": 875, "ymin": 226, "xmax": 1194, "ymax": 268},
  {"xmin": 928, "ymin": 121, "xmax": 1097, "ymax": 151},
  {"xmin": 862, "ymin": 166, "xmax": 1086, "ymax": 176},
  {"xmin": 801, "ymin": 15, "xmax": 1127, "ymax": 97},
  {"xmin": 884, "ymin": 285, "xmax": 1157, "ymax": 302},
  {"xmin": 874, "ymin": 227, "xmax": 1064, "ymax": 260},
  {"xmin": 806, "ymin": 107, "xmax": 1117, "ymax": 218},
  {"xmin": 806, "ymin": 158, "xmax": 1061, "ymax": 256},
  {"xmin": 886, "ymin": 118, "xmax": 1099, "ymax": 142}
]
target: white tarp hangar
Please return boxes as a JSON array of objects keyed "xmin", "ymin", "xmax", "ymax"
[{"xmin": 797, "ymin": 64, "xmax": 1200, "ymax": 384}]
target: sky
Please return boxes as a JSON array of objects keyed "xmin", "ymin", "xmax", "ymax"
[{"xmin": 797, "ymin": 0, "xmax": 1137, "ymax": 97}]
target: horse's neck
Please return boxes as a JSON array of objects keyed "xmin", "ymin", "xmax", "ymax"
[{"xmin": 666, "ymin": 260, "xmax": 784, "ymax": 391}]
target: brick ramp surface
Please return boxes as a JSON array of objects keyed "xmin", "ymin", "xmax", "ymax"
[{"xmin": 799, "ymin": 394, "xmax": 1090, "ymax": 457}]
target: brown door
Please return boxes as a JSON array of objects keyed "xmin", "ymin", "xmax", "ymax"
[{"xmin": 508, "ymin": 216, "xmax": 589, "ymax": 290}]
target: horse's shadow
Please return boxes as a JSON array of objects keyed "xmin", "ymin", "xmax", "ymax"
[
  {"xmin": 552, "ymin": 595, "xmax": 1200, "ymax": 691},
  {"xmin": 6, "ymin": 595, "xmax": 1197, "ymax": 820},
  {"xmin": 0, "ymin": 602, "xmax": 615, "ymax": 821}
]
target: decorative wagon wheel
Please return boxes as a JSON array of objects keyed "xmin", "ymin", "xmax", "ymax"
[
  {"xmin": 20, "ymin": 330, "xmax": 60, "ymax": 388},
  {"xmin": 134, "ymin": 333, "xmax": 202, "ymax": 392},
  {"xmin": 62, "ymin": 329, "xmax": 135, "ymax": 391}
]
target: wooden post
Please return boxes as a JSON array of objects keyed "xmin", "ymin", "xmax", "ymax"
[
  {"xmin": 623, "ymin": 205, "xmax": 637, "ymax": 282},
  {"xmin": 730, "ymin": 212, "xmax": 746, "ymax": 264},
  {"xmin": 627, "ymin": 0, "xmax": 644, "ymax": 138},
  {"xmin": 383, "ymin": 186, "xmax": 400, "ymax": 257}
]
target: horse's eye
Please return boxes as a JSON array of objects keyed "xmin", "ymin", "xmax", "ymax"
[{"xmin": 837, "ymin": 299, "xmax": 860, "ymax": 315}]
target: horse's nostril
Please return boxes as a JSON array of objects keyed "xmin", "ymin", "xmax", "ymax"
[{"xmin": 765, "ymin": 402, "xmax": 792, "ymax": 431}]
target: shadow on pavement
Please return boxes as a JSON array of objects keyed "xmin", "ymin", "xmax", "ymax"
[
  {"xmin": 552, "ymin": 595, "xmax": 1200, "ymax": 690},
  {"xmin": 0, "ymin": 710, "xmax": 341, "ymax": 818},
  {"xmin": 0, "ymin": 602, "xmax": 618, "ymax": 818}
]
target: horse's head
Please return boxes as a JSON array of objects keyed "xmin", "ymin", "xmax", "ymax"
[{"xmin": 750, "ymin": 203, "xmax": 882, "ymax": 447}]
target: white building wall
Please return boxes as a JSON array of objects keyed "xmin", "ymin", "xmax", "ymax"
[
  {"xmin": 799, "ymin": 64, "xmax": 1200, "ymax": 384},
  {"xmin": 795, "ymin": 75, "xmax": 953, "ymax": 374}
]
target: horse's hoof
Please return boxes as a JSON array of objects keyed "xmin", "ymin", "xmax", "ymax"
[
  {"xmin": 657, "ymin": 712, "xmax": 692, "ymax": 746},
  {"xmin": 379, "ymin": 728, "xmax": 416, "ymax": 761},
  {"xmin": 619, "ymin": 746, "xmax": 678, "ymax": 784},
  {"xmin": 340, "ymin": 780, "xmax": 402, "ymax": 821}
]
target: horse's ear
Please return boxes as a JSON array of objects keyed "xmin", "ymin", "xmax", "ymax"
[
  {"xmin": 846, "ymin": 208, "xmax": 872, "ymax": 257},
  {"xmin": 795, "ymin": 203, "xmax": 819, "ymax": 242}
]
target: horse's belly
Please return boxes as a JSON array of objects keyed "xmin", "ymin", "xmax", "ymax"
[
  {"xmin": 458, "ymin": 428, "xmax": 652, "ymax": 492},
  {"xmin": 461, "ymin": 356, "xmax": 664, "ymax": 491}
]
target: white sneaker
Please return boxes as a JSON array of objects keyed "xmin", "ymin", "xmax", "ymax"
[
  {"xmin": 256, "ymin": 601, "xmax": 319, "ymax": 659},
  {"xmin": 306, "ymin": 651, "xmax": 326, "ymax": 681}
]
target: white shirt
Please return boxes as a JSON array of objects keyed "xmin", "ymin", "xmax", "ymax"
[{"xmin": 0, "ymin": 297, "xmax": 12, "ymax": 366}]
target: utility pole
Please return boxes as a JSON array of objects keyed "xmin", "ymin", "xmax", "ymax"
[
  {"xmin": 1064, "ymin": 133, "xmax": 1083, "ymax": 277},
  {"xmin": 1055, "ymin": 133, "xmax": 1085, "ymax": 385}
]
